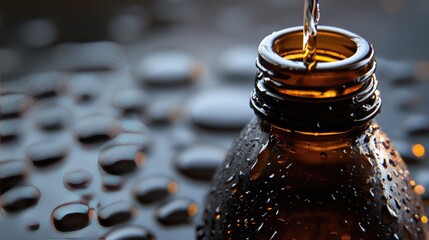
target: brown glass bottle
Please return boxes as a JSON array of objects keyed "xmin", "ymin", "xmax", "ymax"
[{"xmin": 198, "ymin": 26, "xmax": 428, "ymax": 240}]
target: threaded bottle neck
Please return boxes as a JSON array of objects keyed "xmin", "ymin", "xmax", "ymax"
[{"xmin": 251, "ymin": 26, "xmax": 381, "ymax": 133}]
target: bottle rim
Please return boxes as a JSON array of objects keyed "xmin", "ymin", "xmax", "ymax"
[
  {"xmin": 257, "ymin": 26, "xmax": 375, "ymax": 88},
  {"xmin": 258, "ymin": 25, "xmax": 373, "ymax": 71}
]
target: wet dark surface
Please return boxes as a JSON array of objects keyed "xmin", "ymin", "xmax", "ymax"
[{"xmin": 0, "ymin": 0, "xmax": 428, "ymax": 239}]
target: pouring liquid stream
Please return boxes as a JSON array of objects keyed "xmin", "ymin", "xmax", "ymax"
[{"xmin": 303, "ymin": 0, "xmax": 320, "ymax": 70}]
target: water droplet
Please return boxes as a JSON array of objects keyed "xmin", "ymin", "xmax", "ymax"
[
  {"xmin": 0, "ymin": 185, "xmax": 40, "ymax": 212},
  {"xmin": 53, "ymin": 42, "xmax": 127, "ymax": 72},
  {"xmin": 0, "ymin": 160, "xmax": 27, "ymax": 193},
  {"xmin": 175, "ymin": 145, "xmax": 226, "ymax": 181},
  {"xmin": 34, "ymin": 105, "xmax": 69, "ymax": 131},
  {"xmin": 102, "ymin": 175, "xmax": 124, "ymax": 192},
  {"xmin": 23, "ymin": 72, "xmax": 64, "ymax": 99},
  {"xmin": 402, "ymin": 115, "xmax": 429, "ymax": 136},
  {"xmin": 394, "ymin": 198, "xmax": 402, "ymax": 210},
  {"xmin": 0, "ymin": 92, "xmax": 32, "ymax": 119},
  {"xmin": 51, "ymin": 202, "xmax": 90, "ymax": 232},
  {"xmin": 217, "ymin": 46, "xmax": 256, "ymax": 81},
  {"xmin": 382, "ymin": 204, "xmax": 398, "ymax": 224},
  {"xmin": 98, "ymin": 201, "xmax": 135, "ymax": 227},
  {"xmin": 226, "ymin": 173, "xmax": 236, "ymax": 184},
  {"xmin": 269, "ymin": 230, "xmax": 277, "ymax": 240},
  {"xmin": 134, "ymin": 51, "xmax": 201, "ymax": 87},
  {"xmin": 74, "ymin": 115, "xmax": 122, "ymax": 145},
  {"xmin": 106, "ymin": 132, "xmax": 151, "ymax": 151},
  {"xmin": 382, "ymin": 159, "xmax": 388, "ymax": 168},
  {"xmin": 358, "ymin": 222, "xmax": 366, "ymax": 232},
  {"xmin": 156, "ymin": 198, "xmax": 198, "ymax": 225},
  {"xmin": 67, "ymin": 74, "xmax": 100, "ymax": 104},
  {"xmin": 134, "ymin": 176, "xmax": 178, "ymax": 204},
  {"xmin": 101, "ymin": 226, "xmax": 155, "ymax": 240},
  {"xmin": 63, "ymin": 170, "xmax": 92, "ymax": 190},
  {"xmin": 188, "ymin": 88, "xmax": 253, "ymax": 130},
  {"xmin": 98, "ymin": 144, "xmax": 145, "ymax": 175},
  {"xmin": 251, "ymin": 142, "xmax": 269, "ymax": 180},
  {"xmin": 112, "ymin": 88, "xmax": 149, "ymax": 115},
  {"xmin": 369, "ymin": 188, "xmax": 375, "ymax": 198},
  {"xmin": 26, "ymin": 139, "xmax": 69, "ymax": 167},
  {"xmin": 0, "ymin": 119, "xmax": 21, "ymax": 143}
]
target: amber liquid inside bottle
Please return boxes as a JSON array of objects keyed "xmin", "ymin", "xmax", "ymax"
[{"xmin": 199, "ymin": 26, "xmax": 428, "ymax": 240}]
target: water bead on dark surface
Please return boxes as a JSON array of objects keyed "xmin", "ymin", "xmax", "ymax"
[
  {"xmin": 0, "ymin": 92, "xmax": 32, "ymax": 119},
  {"xmin": 23, "ymin": 72, "xmax": 66, "ymax": 99},
  {"xmin": 101, "ymin": 226, "xmax": 155, "ymax": 240},
  {"xmin": 98, "ymin": 201, "xmax": 135, "ymax": 227},
  {"xmin": 217, "ymin": 46, "xmax": 257, "ymax": 81},
  {"xmin": 0, "ymin": 185, "xmax": 40, "ymax": 213},
  {"xmin": 377, "ymin": 58, "xmax": 418, "ymax": 86},
  {"xmin": 133, "ymin": 176, "xmax": 179, "ymax": 204},
  {"xmin": 393, "ymin": 89, "xmax": 423, "ymax": 111},
  {"xmin": 102, "ymin": 175, "xmax": 124, "ymax": 192},
  {"xmin": 175, "ymin": 145, "xmax": 226, "ymax": 181},
  {"xmin": 170, "ymin": 127, "xmax": 198, "ymax": 150},
  {"xmin": 34, "ymin": 105, "xmax": 70, "ymax": 131},
  {"xmin": 51, "ymin": 202, "xmax": 90, "ymax": 232},
  {"xmin": 74, "ymin": 115, "xmax": 122, "ymax": 145},
  {"xmin": 112, "ymin": 88, "xmax": 149, "ymax": 115},
  {"xmin": 120, "ymin": 119, "xmax": 148, "ymax": 133},
  {"xmin": 67, "ymin": 74, "xmax": 101, "ymax": 104},
  {"xmin": 156, "ymin": 198, "xmax": 198, "ymax": 226},
  {"xmin": 0, "ymin": 160, "xmax": 27, "ymax": 193},
  {"xmin": 26, "ymin": 139, "xmax": 69, "ymax": 167},
  {"xmin": 0, "ymin": 119, "xmax": 21, "ymax": 143},
  {"xmin": 144, "ymin": 101, "xmax": 180, "ymax": 125},
  {"xmin": 63, "ymin": 170, "xmax": 92, "ymax": 190},
  {"xmin": 107, "ymin": 132, "xmax": 151, "ymax": 151},
  {"xmin": 98, "ymin": 144, "xmax": 145, "ymax": 175},
  {"xmin": 402, "ymin": 115, "xmax": 429, "ymax": 136},
  {"xmin": 51, "ymin": 42, "xmax": 128, "ymax": 72},
  {"xmin": 134, "ymin": 51, "xmax": 201, "ymax": 87},
  {"xmin": 188, "ymin": 88, "xmax": 253, "ymax": 130}
]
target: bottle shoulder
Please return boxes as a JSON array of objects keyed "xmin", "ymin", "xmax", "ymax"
[{"xmin": 203, "ymin": 119, "xmax": 428, "ymax": 240}]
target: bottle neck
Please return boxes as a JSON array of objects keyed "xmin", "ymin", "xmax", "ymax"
[{"xmin": 250, "ymin": 26, "xmax": 381, "ymax": 133}]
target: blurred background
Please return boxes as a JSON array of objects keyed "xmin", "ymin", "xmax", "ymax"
[{"xmin": 0, "ymin": 0, "xmax": 428, "ymax": 239}]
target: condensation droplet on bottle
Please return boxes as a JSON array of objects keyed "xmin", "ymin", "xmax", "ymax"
[
  {"xmin": 369, "ymin": 188, "xmax": 375, "ymax": 198},
  {"xmin": 382, "ymin": 204, "xmax": 398, "ymax": 224},
  {"xmin": 387, "ymin": 173, "xmax": 393, "ymax": 181},
  {"xmin": 358, "ymin": 221, "xmax": 366, "ymax": 232},
  {"xmin": 251, "ymin": 142, "xmax": 270, "ymax": 180}
]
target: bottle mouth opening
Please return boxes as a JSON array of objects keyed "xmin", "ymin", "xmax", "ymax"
[
  {"xmin": 257, "ymin": 26, "xmax": 375, "ymax": 88},
  {"xmin": 274, "ymin": 27, "xmax": 357, "ymax": 63},
  {"xmin": 260, "ymin": 26, "xmax": 371, "ymax": 70}
]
